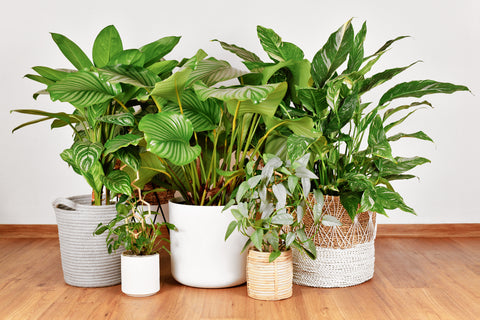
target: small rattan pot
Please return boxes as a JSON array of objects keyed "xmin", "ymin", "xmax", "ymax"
[
  {"xmin": 246, "ymin": 249, "xmax": 293, "ymax": 301},
  {"xmin": 293, "ymin": 195, "xmax": 377, "ymax": 288}
]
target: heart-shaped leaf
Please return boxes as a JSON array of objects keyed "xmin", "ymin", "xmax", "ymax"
[
  {"xmin": 71, "ymin": 141, "xmax": 104, "ymax": 172},
  {"xmin": 102, "ymin": 170, "xmax": 132, "ymax": 195}
]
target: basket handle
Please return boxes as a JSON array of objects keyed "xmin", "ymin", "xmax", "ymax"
[{"xmin": 52, "ymin": 197, "xmax": 77, "ymax": 210}]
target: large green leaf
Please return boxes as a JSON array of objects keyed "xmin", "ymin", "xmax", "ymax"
[
  {"xmin": 376, "ymin": 156, "xmax": 430, "ymax": 176},
  {"xmin": 259, "ymin": 59, "xmax": 310, "ymax": 87},
  {"xmin": 71, "ymin": 141, "xmax": 104, "ymax": 172},
  {"xmin": 92, "ymin": 25, "xmax": 123, "ymax": 68},
  {"xmin": 311, "ymin": 20, "xmax": 354, "ymax": 87},
  {"xmin": 138, "ymin": 111, "xmax": 201, "ymax": 166},
  {"xmin": 140, "ymin": 36, "xmax": 181, "ymax": 67},
  {"xmin": 346, "ymin": 22, "xmax": 367, "ymax": 73},
  {"xmin": 194, "ymin": 82, "xmax": 280, "ymax": 104},
  {"xmin": 147, "ymin": 60, "xmax": 178, "ymax": 76},
  {"xmin": 379, "ymin": 80, "xmax": 469, "ymax": 105},
  {"xmin": 265, "ymin": 116, "xmax": 319, "ymax": 139},
  {"xmin": 186, "ymin": 58, "xmax": 247, "ymax": 87},
  {"xmin": 108, "ymin": 49, "xmax": 145, "ymax": 67},
  {"xmin": 51, "ymin": 33, "xmax": 93, "ymax": 70},
  {"xmin": 47, "ymin": 71, "xmax": 121, "ymax": 107},
  {"xmin": 102, "ymin": 170, "xmax": 132, "ymax": 195},
  {"xmin": 340, "ymin": 191, "xmax": 362, "ymax": 220},
  {"xmin": 361, "ymin": 61, "xmax": 419, "ymax": 94},
  {"xmin": 375, "ymin": 186, "xmax": 415, "ymax": 214},
  {"xmin": 32, "ymin": 66, "xmax": 72, "ymax": 81},
  {"xmin": 100, "ymin": 64, "xmax": 159, "ymax": 87},
  {"xmin": 24, "ymin": 74, "xmax": 54, "ymax": 86},
  {"xmin": 104, "ymin": 133, "xmax": 143, "ymax": 154},
  {"xmin": 368, "ymin": 115, "xmax": 393, "ymax": 160},
  {"xmin": 164, "ymin": 90, "xmax": 221, "ymax": 132},
  {"xmin": 212, "ymin": 39, "xmax": 263, "ymax": 63},
  {"xmin": 325, "ymin": 93, "xmax": 358, "ymax": 134},
  {"xmin": 256, "ymin": 26, "xmax": 304, "ymax": 62},
  {"xmin": 297, "ymin": 88, "xmax": 328, "ymax": 115},
  {"xmin": 150, "ymin": 67, "xmax": 192, "ymax": 103},
  {"xmin": 115, "ymin": 147, "xmax": 140, "ymax": 171}
]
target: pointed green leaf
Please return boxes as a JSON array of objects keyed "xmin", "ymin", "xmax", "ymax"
[
  {"xmin": 225, "ymin": 221, "xmax": 238, "ymax": 240},
  {"xmin": 340, "ymin": 191, "xmax": 362, "ymax": 220},
  {"xmin": 100, "ymin": 64, "xmax": 159, "ymax": 87},
  {"xmin": 92, "ymin": 25, "xmax": 123, "ymax": 68},
  {"xmin": 361, "ymin": 61, "xmax": 420, "ymax": 93},
  {"xmin": 108, "ymin": 49, "xmax": 145, "ymax": 67},
  {"xmin": 138, "ymin": 111, "xmax": 201, "ymax": 166},
  {"xmin": 140, "ymin": 36, "xmax": 181, "ymax": 67},
  {"xmin": 24, "ymin": 74, "xmax": 54, "ymax": 85},
  {"xmin": 365, "ymin": 36, "xmax": 410, "ymax": 60},
  {"xmin": 368, "ymin": 115, "xmax": 393, "ymax": 160},
  {"xmin": 104, "ymin": 133, "xmax": 142, "ymax": 154},
  {"xmin": 212, "ymin": 39, "xmax": 263, "ymax": 63},
  {"xmin": 388, "ymin": 131, "xmax": 433, "ymax": 142},
  {"xmin": 379, "ymin": 80, "xmax": 469, "ymax": 105},
  {"xmin": 383, "ymin": 100, "xmax": 432, "ymax": 121},
  {"xmin": 147, "ymin": 60, "xmax": 178, "ymax": 75},
  {"xmin": 375, "ymin": 186, "xmax": 415, "ymax": 214},
  {"xmin": 47, "ymin": 71, "xmax": 121, "ymax": 107},
  {"xmin": 269, "ymin": 250, "xmax": 281, "ymax": 262},
  {"xmin": 72, "ymin": 141, "xmax": 104, "ymax": 172},
  {"xmin": 346, "ymin": 22, "xmax": 367, "ymax": 73},
  {"xmin": 186, "ymin": 58, "xmax": 247, "ymax": 87},
  {"xmin": 51, "ymin": 32, "xmax": 93, "ymax": 70},
  {"xmin": 257, "ymin": 26, "xmax": 304, "ymax": 62},
  {"xmin": 32, "ymin": 66, "xmax": 73, "ymax": 81},
  {"xmin": 250, "ymin": 229, "xmax": 264, "ymax": 251},
  {"xmin": 311, "ymin": 20, "xmax": 354, "ymax": 87},
  {"xmin": 102, "ymin": 170, "xmax": 132, "ymax": 195}
]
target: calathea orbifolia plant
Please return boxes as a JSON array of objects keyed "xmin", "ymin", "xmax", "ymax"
[
  {"xmin": 138, "ymin": 49, "xmax": 288, "ymax": 205},
  {"xmin": 12, "ymin": 25, "xmax": 181, "ymax": 204},
  {"xmin": 225, "ymin": 154, "xmax": 340, "ymax": 262},
  {"xmin": 216, "ymin": 20, "xmax": 470, "ymax": 219}
]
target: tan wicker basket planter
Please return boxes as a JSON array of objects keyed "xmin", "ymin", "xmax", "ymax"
[
  {"xmin": 246, "ymin": 249, "xmax": 293, "ymax": 301},
  {"xmin": 293, "ymin": 195, "xmax": 377, "ymax": 288}
]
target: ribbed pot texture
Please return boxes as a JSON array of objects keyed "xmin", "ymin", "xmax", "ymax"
[{"xmin": 53, "ymin": 195, "xmax": 122, "ymax": 287}]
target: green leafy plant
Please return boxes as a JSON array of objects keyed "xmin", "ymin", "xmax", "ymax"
[
  {"xmin": 11, "ymin": 25, "xmax": 181, "ymax": 205},
  {"xmin": 217, "ymin": 20, "xmax": 470, "ymax": 219},
  {"xmin": 94, "ymin": 175, "xmax": 175, "ymax": 255},
  {"xmin": 225, "ymin": 154, "xmax": 340, "ymax": 262},
  {"xmin": 137, "ymin": 50, "xmax": 288, "ymax": 206}
]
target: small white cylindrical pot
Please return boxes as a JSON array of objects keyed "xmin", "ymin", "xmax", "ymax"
[
  {"xmin": 169, "ymin": 198, "xmax": 248, "ymax": 288},
  {"xmin": 121, "ymin": 253, "xmax": 160, "ymax": 297}
]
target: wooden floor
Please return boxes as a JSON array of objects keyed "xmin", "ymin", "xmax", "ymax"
[{"xmin": 0, "ymin": 236, "xmax": 478, "ymax": 319}]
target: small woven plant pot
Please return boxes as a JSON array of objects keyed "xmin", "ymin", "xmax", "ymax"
[
  {"xmin": 246, "ymin": 249, "xmax": 293, "ymax": 301},
  {"xmin": 293, "ymin": 195, "xmax": 377, "ymax": 288},
  {"xmin": 53, "ymin": 195, "xmax": 122, "ymax": 287}
]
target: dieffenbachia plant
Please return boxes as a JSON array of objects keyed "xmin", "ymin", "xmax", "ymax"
[
  {"xmin": 216, "ymin": 20, "xmax": 470, "ymax": 219},
  {"xmin": 225, "ymin": 154, "xmax": 341, "ymax": 262},
  {"xmin": 12, "ymin": 25, "xmax": 180, "ymax": 205}
]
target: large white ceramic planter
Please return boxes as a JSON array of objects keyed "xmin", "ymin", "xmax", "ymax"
[
  {"xmin": 53, "ymin": 195, "xmax": 122, "ymax": 287},
  {"xmin": 169, "ymin": 198, "xmax": 248, "ymax": 288},
  {"xmin": 121, "ymin": 253, "xmax": 160, "ymax": 297}
]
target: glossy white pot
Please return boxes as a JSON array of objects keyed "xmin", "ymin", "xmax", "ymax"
[
  {"xmin": 169, "ymin": 198, "xmax": 248, "ymax": 288},
  {"xmin": 121, "ymin": 253, "xmax": 160, "ymax": 297}
]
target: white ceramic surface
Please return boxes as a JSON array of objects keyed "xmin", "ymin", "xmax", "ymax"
[
  {"xmin": 169, "ymin": 198, "xmax": 248, "ymax": 288},
  {"xmin": 121, "ymin": 253, "xmax": 160, "ymax": 297}
]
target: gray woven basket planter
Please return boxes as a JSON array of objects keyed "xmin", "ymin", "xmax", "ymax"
[{"xmin": 53, "ymin": 195, "xmax": 121, "ymax": 287}]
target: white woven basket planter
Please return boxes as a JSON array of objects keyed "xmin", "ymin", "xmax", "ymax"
[
  {"xmin": 293, "ymin": 195, "xmax": 377, "ymax": 288},
  {"xmin": 53, "ymin": 195, "xmax": 122, "ymax": 287}
]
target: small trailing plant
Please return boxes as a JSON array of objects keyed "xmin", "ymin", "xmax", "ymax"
[{"xmin": 225, "ymin": 154, "xmax": 340, "ymax": 262}]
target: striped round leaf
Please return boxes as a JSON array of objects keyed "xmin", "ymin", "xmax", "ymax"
[
  {"xmin": 47, "ymin": 71, "xmax": 121, "ymax": 107},
  {"xmin": 102, "ymin": 170, "xmax": 132, "ymax": 195},
  {"xmin": 114, "ymin": 147, "xmax": 140, "ymax": 172},
  {"xmin": 71, "ymin": 141, "xmax": 104, "ymax": 172},
  {"xmin": 99, "ymin": 113, "xmax": 136, "ymax": 126},
  {"xmin": 186, "ymin": 58, "xmax": 247, "ymax": 87},
  {"xmin": 193, "ymin": 82, "xmax": 279, "ymax": 104},
  {"xmin": 100, "ymin": 64, "xmax": 159, "ymax": 87},
  {"xmin": 138, "ymin": 111, "xmax": 201, "ymax": 166},
  {"xmin": 163, "ymin": 90, "xmax": 221, "ymax": 132},
  {"xmin": 104, "ymin": 133, "xmax": 142, "ymax": 155}
]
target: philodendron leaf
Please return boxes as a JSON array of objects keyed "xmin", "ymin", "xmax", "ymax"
[
  {"xmin": 346, "ymin": 21, "xmax": 367, "ymax": 73},
  {"xmin": 186, "ymin": 58, "xmax": 247, "ymax": 87},
  {"xmin": 212, "ymin": 39, "xmax": 263, "ymax": 63},
  {"xmin": 51, "ymin": 32, "xmax": 93, "ymax": 70},
  {"xmin": 140, "ymin": 36, "xmax": 181, "ymax": 67},
  {"xmin": 256, "ymin": 25, "xmax": 304, "ymax": 62},
  {"xmin": 99, "ymin": 113, "xmax": 136, "ymax": 126},
  {"xmin": 271, "ymin": 213, "xmax": 294, "ymax": 225},
  {"xmin": 269, "ymin": 250, "xmax": 281, "ymax": 262},
  {"xmin": 250, "ymin": 229, "xmax": 264, "ymax": 251},
  {"xmin": 311, "ymin": 20, "xmax": 354, "ymax": 87},
  {"xmin": 368, "ymin": 115, "xmax": 394, "ymax": 160},
  {"xmin": 375, "ymin": 186, "xmax": 415, "ymax": 214},
  {"xmin": 100, "ymin": 64, "xmax": 159, "ymax": 87},
  {"xmin": 71, "ymin": 141, "xmax": 104, "ymax": 172},
  {"xmin": 340, "ymin": 191, "xmax": 362, "ymax": 220},
  {"xmin": 104, "ymin": 133, "xmax": 142, "ymax": 155},
  {"xmin": 138, "ymin": 111, "xmax": 201, "ymax": 166},
  {"xmin": 379, "ymin": 80, "xmax": 469, "ymax": 105},
  {"xmin": 92, "ymin": 25, "xmax": 123, "ymax": 68},
  {"xmin": 47, "ymin": 71, "xmax": 121, "ymax": 108},
  {"xmin": 388, "ymin": 131, "xmax": 433, "ymax": 142},
  {"xmin": 102, "ymin": 170, "xmax": 132, "ymax": 195},
  {"xmin": 225, "ymin": 221, "xmax": 238, "ymax": 241},
  {"xmin": 361, "ymin": 61, "xmax": 420, "ymax": 93}
]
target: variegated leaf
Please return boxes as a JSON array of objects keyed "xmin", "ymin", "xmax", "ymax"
[
  {"xmin": 186, "ymin": 58, "xmax": 247, "ymax": 87},
  {"xmin": 101, "ymin": 170, "xmax": 132, "ymax": 195},
  {"xmin": 99, "ymin": 113, "xmax": 136, "ymax": 126},
  {"xmin": 71, "ymin": 141, "xmax": 104, "ymax": 172},
  {"xmin": 193, "ymin": 82, "xmax": 279, "ymax": 104},
  {"xmin": 104, "ymin": 133, "xmax": 142, "ymax": 155},
  {"xmin": 100, "ymin": 64, "xmax": 159, "ymax": 87},
  {"xmin": 212, "ymin": 39, "xmax": 263, "ymax": 63}
]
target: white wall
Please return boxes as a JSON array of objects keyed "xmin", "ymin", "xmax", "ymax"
[{"xmin": 1, "ymin": 0, "xmax": 478, "ymax": 224}]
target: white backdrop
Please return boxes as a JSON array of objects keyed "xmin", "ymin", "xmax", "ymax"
[{"xmin": 1, "ymin": 0, "xmax": 478, "ymax": 224}]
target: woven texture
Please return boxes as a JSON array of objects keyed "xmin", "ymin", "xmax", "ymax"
[
  {"xmin": 293, "ymin": 195, "xmax": 377, "ymax": 287},
  {"xmin": 53, "ymin": 195, "xmax": 122, "ymax": 287},
  {"xmin": 293, "ymin": 241, "xmax": 375, "ymax": 287},
  {"xmin": 246, "ymin": 249, "xmax": 292, "ymax": 301}
]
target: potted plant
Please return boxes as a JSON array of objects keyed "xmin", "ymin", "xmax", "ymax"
[
  {"xmin": 226, "ymin": 153, "xmax": 340, "ymax": 300},
  {"xmin": 11, "ymin": 25, "xmax": 181, "ymax": 287},
  {"xmin": 135, "ymin": 50, "xmax": 290, "ymax": 288},
  {"xmin": 95, "ymin": 176, "xmax": 175, "ymax": 297},
  {"xmin": 216, "ymin": 20, "xmax": 470, "ymax": 287}
]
